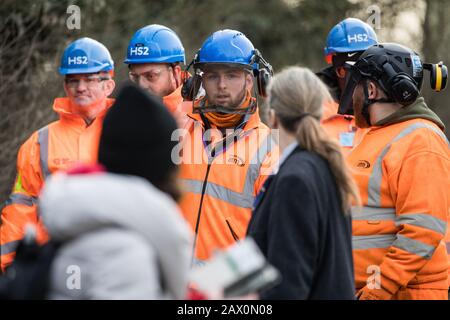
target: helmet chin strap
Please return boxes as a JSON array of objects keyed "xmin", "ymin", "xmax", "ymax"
[
  {"xmin": 196, "ymin": 100, "xmax": 256, "ymax": 114},
  {"xmin": 362, "ymin": 79, "xmax": 393, "ymax": 126}
]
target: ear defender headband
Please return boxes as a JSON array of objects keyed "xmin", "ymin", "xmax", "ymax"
[{"xmin": 181, "ymin": 49, "xmax": 273, "ymax": 101}]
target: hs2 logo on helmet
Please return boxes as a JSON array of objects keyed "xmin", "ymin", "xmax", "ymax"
[
  {"xmin": 130, "ymin": 46, "xmax": 150, "ymax": 56},
  {"xmin": 68, "ymin": 56, "xmax": 88, "ymax": 65},
  {"xmin": 347, "ymin": 34, "xmax": 369, "ymax": 43}
]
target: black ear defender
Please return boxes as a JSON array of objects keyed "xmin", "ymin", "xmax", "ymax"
[
  {"xmin": 382, "ymin": 61, "xmax": 419, "ymax": 106},
  {"xmin": 181, "ymin": 72, "xmax": 201, "ymax": 101},
  {"xmin": 252, "ymin": 49, "xmax": 273, "ymax": 98},
  {"xmin": 424, "ymin": 62, "xmax": 448, "ymax": 92},
  {"xmin": 181, "ymin": 51, "xmax": 201, "ymax": 101}
]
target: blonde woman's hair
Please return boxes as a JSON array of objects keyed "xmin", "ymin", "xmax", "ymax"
[{"xmin": 268, "ymin": 66, "xmax": 360, "ymax": 214}]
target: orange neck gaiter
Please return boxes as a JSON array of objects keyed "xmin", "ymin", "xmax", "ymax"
[{"xmin": 203, "ymin": 90, "xmax": 252, "ymax": 129}]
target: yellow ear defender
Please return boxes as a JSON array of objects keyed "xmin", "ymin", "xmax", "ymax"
[{"xmin": 425, "ymin": 62, "xmax": 448, "ymax": 92}]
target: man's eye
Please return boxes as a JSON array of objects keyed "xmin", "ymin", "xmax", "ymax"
[
  {"xmin": 205, "ymin": 74, "xmax": 218, "ymax": 80},
  {"xmin": 67, "ymin": 79, "xmax": 79, "ymax": 85}
]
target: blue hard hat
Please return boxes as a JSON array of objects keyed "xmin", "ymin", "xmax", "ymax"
[
  {"xmin": 124, "ymin": 24, "xmax": 185, "ymax": 64},
  {"xmin": 324, "ymin": 18, "xmax": 378, "ymax": 57},
  {"xmin": 59, "ymin": 37, "xmax": 114, "ymax": 75},
  {"xmin": 195, "ymin": 29, "xmax": 255, "ymax": 68}
]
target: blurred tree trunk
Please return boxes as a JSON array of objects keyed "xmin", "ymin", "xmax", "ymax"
[
  {"xmin": 0, "ymin": 1, "xmax": 65, "ymax": 203},
  {"xmin": 422, "ymin": 0, "xmax": 450, "ymax": 137}
]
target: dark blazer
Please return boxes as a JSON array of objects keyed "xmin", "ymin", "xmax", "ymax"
[{"xmin": 247, "ymin": 146, "xmax": 355, "ymax": 300}]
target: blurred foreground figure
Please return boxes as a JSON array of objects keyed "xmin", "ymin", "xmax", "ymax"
[{"xmin": 40, "ymin": 84, "xmax": 192, "ymax": 299}]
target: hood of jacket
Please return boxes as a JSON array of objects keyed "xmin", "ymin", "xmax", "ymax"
[
  {"xmin": 374, "ymin": 97, "xmax": 445, "ymax": 131},
  {"xmin": 39, "ymin": 171, "xmax": 193, "ymax": 299}
]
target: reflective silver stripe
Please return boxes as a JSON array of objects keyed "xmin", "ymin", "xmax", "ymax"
[
  {"xmin": 396, "ymin": 213, "xmax": 447, "ymax": 236},
  {"xmin": 0, "ymin": 240, "xmax": 21, "ymax": 255},
  {"xmin": 182, "ymin": 179, "xmax": 254, "ymax": 208},
  {"xmin": 368, "ymin": 145, "xmax": 391, "ymax": 207},
  {"xmin": 368, "ymin": 123, "xmax": 450, "ymax": 207},
  {"xmin": 352, "ymin": 234, "xmax": 396, "ymax": 250},
  {"xmin": 184, "ymin": 130, "xmax": 275, "ymax": 209},
  {"xmin": 38, "ymin": 126, "xmax": 50, "ymax": 180},
  {"xmin": 4, "ymin": 193, "xmax": 37, "ymax": 207},
  {"xmin": 446, "ymin": 242, "xmax": 450, "ymax": 254},
  {"xmin": 244, "ymin": 133, "xmax": 276, "ymax": 196},
  {"xmin": 392, "ymin": 235, "xmax": 436, "ymax": 259},
  {"xmin": 351, "ymin": 206, "xmax": 396, "ymax": 221}
]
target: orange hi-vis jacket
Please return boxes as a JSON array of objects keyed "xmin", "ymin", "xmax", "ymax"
[
  {"xmin": 163, "ymin": 78, "xmax": 192, "ymax": 128},
  {"xmin": 446, "ymin": 211, "xmax": 450, "ymax": 288},
  {"xmin": 0, "ymin": 97, "xmax": 114, "ymax": 271},
  {"xmin": 347, "ymin": 116, "xmax": 450, "ymax": 300},
  {"xmin": 321, "ymin": 100, "xmax": 366, "ymax": 154},
  {"xmin": 178, "ymin": 110, "xmax": 279, "ymax": 264}
]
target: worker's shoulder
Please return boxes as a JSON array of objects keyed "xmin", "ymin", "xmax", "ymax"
[
  {"xmin": 23, "ymin": 119, "xmax": 61, "ymax": 141},
  {"xmin": 386, "ymin": 118, "xmax": 449, "ymax": 156},
  {"xmin": 380, "ymin": 118, "xmax": 444, "ymax": 139}
]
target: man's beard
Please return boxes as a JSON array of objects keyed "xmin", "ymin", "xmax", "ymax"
[
  {"xmin": 353, "ymin": 94, "xmax": 370, "ymax": 128},
  {"xmin": 208, "ymin": 86, "xmax": 247, "ymax": 110}
]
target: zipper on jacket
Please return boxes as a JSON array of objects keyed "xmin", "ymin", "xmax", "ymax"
[{"xmin": 225, "ymin": 219, "xmax": 240, "ymax": 242}]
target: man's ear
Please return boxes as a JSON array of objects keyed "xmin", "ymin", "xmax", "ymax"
[
  {"xmin": 173, "ymin": 64, "xmax": 182, "ymax": 76},
  {"xmin": 245, "ymin": 72, "xmax": 254, "ymax": 91},
  {"xmin": 172, "ymin": 64, "xmax": 183, "ymax": 87},
  {"xmin": 367, "ymin": 81, "xmax": 377, "ymax": 99},
  {"xmin": 104, "ymin": 79, "xmax": 116, "ymax": 97},
  {"xmin": 368, "ymin": 80, "xmax": 387, "ymax": 100}
]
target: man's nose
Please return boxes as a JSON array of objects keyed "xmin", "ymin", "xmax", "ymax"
[
  {"xmin": 137, "ymin": 77, "xmax": 150, "ymax": 89},
  {"xmin": 76, "ymin": 80, "xmax": 88, "ymax": 91},
  {"xmin": 217, "ymin": 75, "xmax": 227, "ymax": 89}
]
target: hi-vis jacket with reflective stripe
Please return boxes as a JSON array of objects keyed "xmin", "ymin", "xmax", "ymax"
[
  {"xmin": 0, "ymin": 97, "xmax": 114, "ymax": 271},
  {"xmin": 347, "ymin": 116, "xmax": 450, "ymax": 299},
  {"xmin": 178, "ymin": 110, "xmax": 278, "ymax": 263},
  {"xmin": 321, "ymin": 100, "xmax": 367, "ymax": 154}
]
